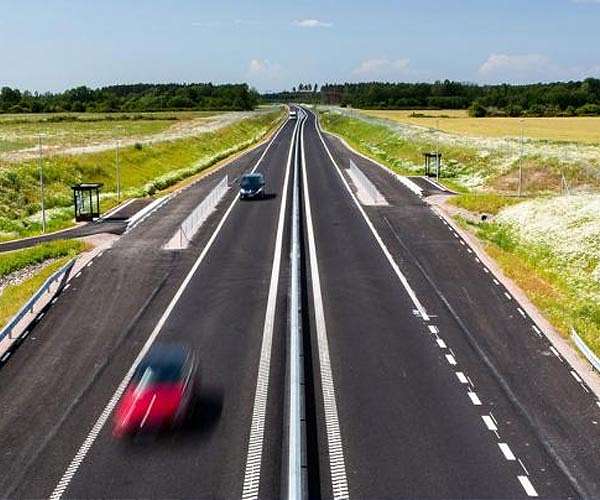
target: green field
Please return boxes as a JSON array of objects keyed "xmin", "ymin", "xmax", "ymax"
[
  {"xmin": 0, "ymin": 111, "xmax": 219, "ymax": 154},
  {"xmin": 0, "ymin": 109, "xmax": 284, "ymax": 240}
]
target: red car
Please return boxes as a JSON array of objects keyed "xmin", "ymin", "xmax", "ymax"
[{"xmin": 113, "ymin": 343, "xmax": 197, "ymax": 438}]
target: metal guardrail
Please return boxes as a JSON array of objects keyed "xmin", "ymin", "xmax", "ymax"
[
  {"xmin": 572, "ymin": 328, "xmax": 600, "ymax": 373},
  {"xmin": 166, "ymin": 175, "xmax": 228, "ymax": 250},
  {"xmin": 0, "ymin": 258, "xmax": 75, "ymax": 344},
  {"xmin": 348, "ymin": 160, "xmax": 386, "ymax": 205}
]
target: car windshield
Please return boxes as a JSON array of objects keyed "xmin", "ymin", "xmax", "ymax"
[
  {"xmin": 132, "ymin": 354, "xmax": 185, "ymax": 385},
  {"xmin": 241, "ymin": 175, "xmax": 263, "ymax": 189}
]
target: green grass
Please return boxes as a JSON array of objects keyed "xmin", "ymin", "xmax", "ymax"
[
  {"xmin": 0, "ymin": 257, "xmax": 71, "ymax": 329},
  {"xmin": 0, "ymin": 111, "xmax": 219, "ymax": 153},
  {"xmin": 319, "ymin": 110, "xmax": 489, "ymax": 181},
  {"xmin": 0, "ymin": 109, "xmax": 284, "ymax": 240},
  {"xmin": 0, "ymin": 239, "xmax": 86, "ymax": 278},
  {"xmin": 459, "ymin": 219, "xmax": 600, "ymax": 356},
  {"xmin": 449, "ymin": 192, "xmax": 524, "ymax": 215}
]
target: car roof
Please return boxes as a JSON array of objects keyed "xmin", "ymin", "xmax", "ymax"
[
  {"xmin": 241, "ymin": 172, "xmax": 264, "ymax": 180},
  {"xmin": 141, "ymin": 343, "xmax": 190, "ymax": 368}
]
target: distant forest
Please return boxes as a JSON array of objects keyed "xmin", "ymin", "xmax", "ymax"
[
  {"xmin": 265, "ymin": 79, "xmax": 600, "ymax": 117},
  {"xmin": 0, "ymin": 83, "xmax": 259, "ymax": 113}
]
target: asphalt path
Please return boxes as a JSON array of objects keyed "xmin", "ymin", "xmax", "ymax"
[
  {"xmin": 311, "ymin": 107, "xmax": 599, "ymax": 498},
  {"xmin": 0, "ymin": 117, "xmax": 295, "ymax": 499}
]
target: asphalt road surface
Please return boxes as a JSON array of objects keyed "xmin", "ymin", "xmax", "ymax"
[{"xmin": 0, "ymin": 106, "xmax": 599, "ymax": 499}]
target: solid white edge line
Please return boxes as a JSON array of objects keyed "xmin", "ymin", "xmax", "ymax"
[
  {"xmin": 301, "ymin": 110, "xmax": 350, "ymax": 500},
  {"xmin": 518, "ymin": 475, "xmax": 539, "ymax": 497},
  {"xmin": 241, "ymin": 112, "xmax": 300, "ymax": 500},
  {"xmin": 312, "ymin": 109, "xmax": 430, "ymax": 322},
  {"xmin": 49, "ymin": 114, "xmax": 292, "ymax": 500}
]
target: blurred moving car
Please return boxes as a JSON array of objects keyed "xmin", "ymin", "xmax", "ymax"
[
  {"xmin": 289, "ymin": 109, "xmax": 297, "ymax": 119},
  {"xmin": 113, "ymin": 343, "xmax": 197, "ymax": 438},
  {"xmin": 239, "ymin": 172, "xmax": 266, "ymax": 200}
]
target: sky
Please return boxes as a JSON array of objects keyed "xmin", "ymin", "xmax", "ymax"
[{"xmin": 1, "ymin": 0, "xmax": 599, "ymax": 93}]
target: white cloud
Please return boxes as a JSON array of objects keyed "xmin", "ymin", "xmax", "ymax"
[
  {"xmin": 352, "ymin": 58, "xmax": 411, "ymax": 78},
  {"xmin": 478, "ymin": 53, "xmax": 600, "ymax": 82},
  {"xmin": 292, "ymin": 19, "xmax": 332, "ymax": 28},
  {"xmin": 247, "ymin": 59, "xmax": 284, "ymax": 91}
]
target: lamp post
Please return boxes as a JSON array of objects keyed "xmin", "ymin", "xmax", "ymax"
[
  {"xmin": 38, "ymin": 134, "xmax": 47, "ymax": 233},
  {"xmin": 518, "ymin": 119, "xmax": 524, "ymax": 197},
  {"xmin": 116, "ymin": 140, "xmax": 121, "ymax": 201}
]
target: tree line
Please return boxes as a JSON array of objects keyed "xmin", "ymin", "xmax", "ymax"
[
  {"xmin": 0, "ymin": 83, "xmax": 260, "ymax": 113},
  {"xmin": 285, "ymin": 79, "xmax": 600, "ymax": 116}
]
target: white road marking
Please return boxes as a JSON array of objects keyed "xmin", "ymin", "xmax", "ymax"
[
  {"xmin": 460, "ymin": 240, "xmax": 465, "ymax": 246},
  {"xmin": 483, "ymin": 268, "xmax": 489, "ymax": 274},
  {"xmin": 549, "ymin": 346, "xmax": 562, "ymax": 361},
  {"xmin": 436, "ymin": 338, "xmax": 447, "ymax": 349},
  {"xmin": 482, "ymin": 415, "xmax": 498, "ymax": 431},
  {"xmin": 428, "ymin": 325, "xmax": 439, "ymax": 334},
  {"xmin": 1, "ymin": 352, "xmax": 11, "ymax": 362},
  {"xmin": 531, "ymin": 325, "xmax": 542, "ymax": 337},
  {"xmin": 570, "ymin": 370, "xmax": 583, "ymax": 383},
  {"xmin": 50, "ymin": 112, "xmax": 292, "ymax": 500},
  {"xmin": 467, "ymin": 248, "xmax": 472, "ymax": 253},
  {"xmin": 518, "ymin": 475, "xmax": 539, "ymax": 497},
  {"xmin": 467, "ymin": 391, "xmax": 482, "ymax": 406},
  {"xmin": 64, "ymin": 283, "xmax": 71, "ymax": 290},
  {"xmin": 75, "ymin": 272, "xmax": 81, "ymax": 279},
  {"xmin": 518, "ymin": 458, "xmax": 530, "ymax": 476},
  {"xmin": 517, "ymin": 307, "xmax": 526, "ymax": 318},
  {"xmin": 456, "ymin": 372, "xmax": 468, "ymax": 384},
  {"xmin": 37, "ymin": 313, "xmax": 45, "ymax": 320},
  {"xmin": 51, "ymin": 297, "xmax": 58, "ymax": 305},
  {"xmin": 302, "ymin": 112, "xmax": 350, "ymax": 499},
  {"xmin": 446, "ymin": 354, "xmax": 457, "ymax": 366},
  {"xmin": 241, "ymin": 112, "xmax": 298, "ymax": 500},
  {"xmin": 86, "ymin": 260, "xmax": 93, "ymax": 267},
  {"xmin": 498, "ymin": 443, "xmax": 516, "ymax": 460},
  {"xmin": 504, "ymin": 292, "xmax": 512, "ymax": 300},
  {"xmin": 21, "ymin": 330, "xmax": 30, "ymax": 339},
  {"xmin": 475, "ymin": 257, "xmax": 480, "ymax": 263},
  {"xmin": 314, "ymin": 110, "xmax": 430, "ymax": 322}
]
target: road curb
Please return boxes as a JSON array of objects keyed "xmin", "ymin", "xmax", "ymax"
[{"xmin": 429, "ymin": 199, "xmax": 600, "ymax": 400}]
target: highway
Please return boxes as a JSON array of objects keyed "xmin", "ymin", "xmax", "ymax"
[{"xmin": 0, "ymin": 106, "xmax": 599, "ymax": 499}]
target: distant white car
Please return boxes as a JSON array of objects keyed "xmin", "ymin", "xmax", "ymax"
[{"xmin": 289, "ymin": 110, "xmax": 297, "ymax": 120}]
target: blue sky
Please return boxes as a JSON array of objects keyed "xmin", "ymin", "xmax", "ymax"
[{"xmin": 1, "ymin": 0, "xmax": 599, "ymax": 92}]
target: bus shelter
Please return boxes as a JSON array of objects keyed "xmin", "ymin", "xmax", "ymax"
[{"xmin": 71, "ymin": 183, "xmax": 103, "ymax": 221}]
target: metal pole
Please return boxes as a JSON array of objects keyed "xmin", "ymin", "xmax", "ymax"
[
  {"xmin": 116, "ymin": 140, "xmax": 121, "ymax": 201},
  {"xmin": 519, "ymin": 119, "xmax": 524, "ymax": 197},
  {"xmin": 436, "ymin": 119, "xmax": 441, "ymax": 182},
  {"xmin": 38, "ymin": 134, "xmax": 47, "ymax": 233}
]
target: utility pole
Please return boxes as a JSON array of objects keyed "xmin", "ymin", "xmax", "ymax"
[
  {"xmin": 116, "ymin": 140, "xmax": 121, "ymax": 201},
  {"xmin": 436, "ymin": 119, "xmax": 441, "ymax": 182},
  {"xmin": 518, "ymin": 119, "xmax": 524, "ymax": 197},
  {"xmin": 38, "ymin": 134, "xmax": 47, "ymax": 233}
]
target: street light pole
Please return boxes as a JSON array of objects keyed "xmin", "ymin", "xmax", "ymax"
[
  {"xmin": 436, "ymin": 119, "xmax": 441, "ymax": 181},
  {"xmin": 518, "ymin": 119, "xmax": 524, "ymax": 197},
  {"xmin": 38, "ymin": 134, "xmax": 47, "ymax": 233},
  {"xmin": 116, "ymin": 140, "xmax": 121, "ymax": 201}
]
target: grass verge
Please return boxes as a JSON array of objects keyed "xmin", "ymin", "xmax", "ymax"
[
  {"xmin": 449, "ymin": 192, "xmax": 524, "ymax": 215},
  {"xmin": 0, "ymin": 256, "xmax": 71, "ymax": 329},
  {"xmin": 0, "ymin": 239, "xmax": 86, "ymax": 278},
  {"xmin": 461, "ymin": 219, "xmax": 600, "ymax": 356},
  {"xmin": 0, "ymin": 109, "xmax": 284, "ymax": 240}
]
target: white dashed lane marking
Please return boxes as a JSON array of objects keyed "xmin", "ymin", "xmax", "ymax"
[
  {"xmin": 467, "ymin": 391, "xmax": 482, "ymax": 406},
  {"xmin": 482, "ymin": 415, "xmax": 498, "ymax": 431},
  {"xmin": 445, "ymin": 354, "xmax": 457, "ymax": 366},
  {"xmin": 498, "ymin": 443, "xmax": 516, "ymax": 461},
  {"xmin": 456, "ymin": 372, "xmax": 468, "ymax": 384},
  {"xmin": 518, "ymin": 475, "xmax": 539, "ymax": 497}
]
